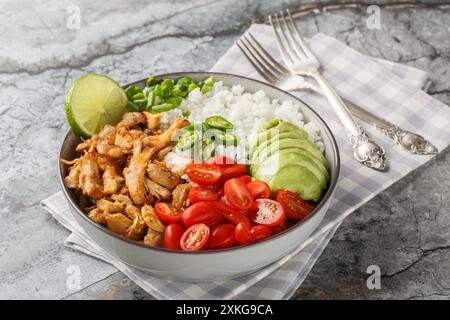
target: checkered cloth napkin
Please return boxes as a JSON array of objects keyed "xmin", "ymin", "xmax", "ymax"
[{"xmin": 41, "ymin": 23, "xmax": 450, "ymax": 299}]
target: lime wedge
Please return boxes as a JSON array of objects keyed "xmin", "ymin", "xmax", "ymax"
[{"xmin": 64, "ymin": 74, "xmax": 128, "ymax": 138}]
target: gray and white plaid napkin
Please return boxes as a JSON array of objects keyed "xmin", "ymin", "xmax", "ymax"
[{"xmin": 41, "ymin": 23, "xmax": 450, "ymax": 299}]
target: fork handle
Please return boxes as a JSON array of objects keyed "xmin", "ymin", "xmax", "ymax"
[{"xmin": 311, "ymin": 73, "xmax": 388, "ymax": 170}]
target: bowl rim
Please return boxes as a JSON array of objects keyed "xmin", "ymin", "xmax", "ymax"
[{"xmin": 58, "ymin": 71, "xmax": 340, "ymax": 255}]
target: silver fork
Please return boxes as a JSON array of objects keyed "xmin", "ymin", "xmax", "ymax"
[
  {"xmin": 236, "ymin": 33, "xmax": 438, "ymax": 156},
  {"xmin": 269, "ymin": 10, "xmax": 387, "ymax": 171}
]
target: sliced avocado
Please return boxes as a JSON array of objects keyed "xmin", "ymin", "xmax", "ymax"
[
  {"xmin": 251, "ymin": 120, "xmax": 309, "ymax": 152},
  {"xmin": 252, "ymin": 137, "xmax": 328, "ymax": 169},
  {"xmin": 252, "ymin": 148, "xmax": 327, "ymax": 189},
  {"xmin": 252, "ymin": 140, "xmax": 329, "ymax": 183},
  {"xmin": 269, "ymin": 165, "xmax": 323, "ymax": 201}
]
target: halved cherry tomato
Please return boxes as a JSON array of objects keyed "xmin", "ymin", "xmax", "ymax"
[
  {"xmin": 155, "ymin": 202, "xmax": 181, "ymax": 224},
  {"xmin": 164, "ymin": 223, "xmax": 185, "ymax": 250},
  {"xmin": 224, "ymin": 178, "xmax": 254, "ymax": 211},
  {"xmin": 239, "ymin": 175, "xmax": 253, "ymax": 184},
  {"xmin": 185, "ymin": 163, "xmax": 222, "ymax": 186},
  {"xmin": 206, "ymin": 156, "xmax": 235, "ymax": 166},
  {"xmin": 251, "ymin": 225, "xmax": 273, "ymax": 241},
  {"xmin": 181, "ymin": 202, "xmax": 223, "ymax": 228},
  {"xmin": 207, "ymin": 224, "xmax": 237, "ymax": 249},
  {"xmin": 276, "ymin": 189, "xmax": 314, "ymax": 221},
  {"xmin": 213, "ymin": 202, "xmax": 251, "ymax": 228},
  {"xmin": 219, "ymin": 164, "xmax": 247, "ymax": 181},
  {"xmin": 188, "ymin": 186, "xmax": 219, "ymax": 203},
  {"xmin": 247, "ymin": 180, "xmax": 271, "ymax": 199},
  {"xmin": 248, "ymin": 199, "xmax": 285, "ymax": 227},
  {"xmin": 270, "ymin": 220, "xmax": 291, "ymax": 234},
  {"xmin": 206, "ymin": 156, "xmax": 247, "ymax": 182},
  {"xmin": 235, "ymin": 223, "xmax": 253, "ymax": 245},
  {"xmin": 180, "ymin": 223, "xmax": 210, "ymax": 251}
]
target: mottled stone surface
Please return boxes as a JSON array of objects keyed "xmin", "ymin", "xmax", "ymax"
[{"xmin": 0, "ymin": 0, "xmax": 449, "ymax": 299}]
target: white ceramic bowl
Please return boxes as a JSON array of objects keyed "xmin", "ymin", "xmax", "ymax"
[{"xmin": 58, "ymin": 72, "xmax": 340, "ymax": 282}]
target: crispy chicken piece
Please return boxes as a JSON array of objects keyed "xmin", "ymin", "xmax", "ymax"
[
  {"xmin": 142, "ymin": 111, "xmax": 161, "ymax": 130},
  {"xmin": 117, "ymin": 112, "xmax": 146, "ymax": 128},
  {"xmin": 76, "ymin": 140, "xmax": 93, "ymax": 153},
  {"xmin": 111, "ymin": 194, "xmax": 132, "ymax": 205},
  {"xmin": 98, "ymin": 124, "xmax": 116, "ymax": 141},
  {"xmin": 124, "ymin": 147, "xmax": 155, "ymax": 205},
  {"xmin": 141, "ymin": 205, "xmax": 165, "ymax": 233},
  {"xmin": 146, "ymin": 162, "xmax": 180, "ymax": 190},
  {"xmin": 144, "ymin": 177, "xmax": 171, "ymax": 201},
  {"xmin": 78, "ymin": 153, "xmax": 103, "ymax": 199},
  {"xmin": 172, "ymin": 183, "xmax": 191, "ymax": 211},
  {"xmin": 104, "ymin": 212, "xmax": 133, "ymax": 235},
  {"xmin": 144, "ymin": 117, "xmax": 189, "ymax": 151},
  {"xmin": 143, "ymin": 229, "xmax": 163, "ymax": 247},
  {"xmin": 65, "ymin": 164, "xmax": 80, "ymax": 189},
  {"xmin": 114, "ymin": 127, "xmax": 134, "ymax": 152},
  {"xmin": 88, "ymin": 208, "xmax": 106, "ymax": 225},
  {"xmin": 103, "ymin": 165, "xmax": 122, "ymax": 194},
  {"xmin": 96, "ymin": 198, "xmax": 124, "ymax": 213},
  {"xmin": 126, "ymin": 216, "xmax": 147, "ymax": 241},
  {"xmin": 155, "ymin": 145, "xmax": 173, "ymax": 161},
  {"xmin": 124, "ymin": 204, "xmax": 147, "ymax": 240},
  {"xmin": 96, "ymin": 141, "xmax": 123, "ymax": 158}
]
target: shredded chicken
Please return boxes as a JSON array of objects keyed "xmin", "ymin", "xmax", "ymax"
[
  {"xmin": 146, "ymin": 162, "xmax": 180, "ymax": 190},
  {"xmin": 62, "ymin": 111, "xmax": 190, "ymax": 247},
  {"xmin": 172, "ymin": 183, "xmax": 191, "ymax": 211}
]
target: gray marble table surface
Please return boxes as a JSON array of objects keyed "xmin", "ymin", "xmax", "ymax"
[{"xmin": 0, "ymin": 0, "xmax": 449, "ymax": 300}]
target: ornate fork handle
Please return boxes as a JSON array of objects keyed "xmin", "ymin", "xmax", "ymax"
[{"xmin": 344, "ymin": 99, "xmax": 438, "ymax": 155}]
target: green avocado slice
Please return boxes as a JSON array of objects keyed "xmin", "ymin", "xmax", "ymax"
[
  {"xmin": 250, "ymin": 120, "xmax": 309, "ymax": 154},
  {"xmin": 252, "ymin": 148, "xmax": 327, "ymax": 190},
  {"xmin": 252, "ymin": 136, "xmax": 328, "ymax": 169},
  {"xmin": 269, "ymin": 165, "xmax": 323, "ymax": 201}
]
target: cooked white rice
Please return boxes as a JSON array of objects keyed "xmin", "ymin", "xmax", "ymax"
[{"xmin": 161, "ymin": 81, "xmax": 324, "ymax": 161}]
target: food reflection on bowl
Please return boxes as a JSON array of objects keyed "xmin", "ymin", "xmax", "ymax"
[{"xmin": 58, "ymin": 72, "xmax": 339, "ymax": 282}]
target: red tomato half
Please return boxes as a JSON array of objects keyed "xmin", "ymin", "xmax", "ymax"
[
  {"xmin": 234, "ymin": 223, "xmax": 253, "ymax": 245},
  {"xmin": 251, "ymin": 225, "xmax": 273, "ymax": 241},
  {"xmin": 181, "ymin": 202, "xmax": 223, "ymax": 228},
  {"xmin": 185, "ymin": 163, "xmax": 222, "ymax": 186},
  {"xmin": 207, "ymin": 224, "xmax": 237, "ymax": 249},
  {"xmin": 213, "ymin": 202, "xmax": 251, "ymax": 228},
  {"xmin": 247, "ymin": 180, "xmax": 271, "ymax": 199},
  {"xmin": 188, "ymin": 186, "xmax": 219, "ymax": 203},
  {"xmin": 224, "ymin": 178, "xmax": 254, "ymax": 211},
  {"xmin": 238, "ymin": 175, "xmax": 253, "ymax": 184},
  {"xmin": 248, "ymin": 199, "xmax": 285, "ymax": 227},
  {"xmin": 276, "ymin": 189, "xmax": 314, "ymax": 221},
  {"xmin": 219, "ymin": 164, "xmax": 247, "ymax": 182},
  {"xmin": 164, "ymin": 223, "xmax": 185, "ymax": 250},
  {"xmin": 155, "ymin": 202, "xmax": 181, "ymax": 224},
  {"xmin": 180, "ymin": 223, "xmax": 210, "ymax": 251}
]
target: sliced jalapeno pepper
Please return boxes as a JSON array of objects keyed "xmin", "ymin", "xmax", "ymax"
[
  {"xmin": 205, "ymin": 116, "xmax": 233, "ymax": 130},
  {"xmin": 177, "ymin": 131, "xmax": 198, "ymax": 150}
]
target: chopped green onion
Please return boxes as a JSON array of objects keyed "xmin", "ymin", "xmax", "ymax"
[
  {"xmin": 125, "ymin": 86, "xmax": 142, "ymax": 99},
  {"xmin": 146, "ymin": 76, "xmax": 157, "ymax": 87},
  {"xmin": 131, "ymin": 92, "xmax": 145, "ymax": 100},
  {"xmin": 126, "ymin": 100, "xmax": 142, "ymax": 112},
  {"xmin": 166, "ymin": 96, "xmax": 182, "ymax": 108},
  {"xmin": 150, "ymin": 103, "xmax": 174, "ymax": 113},
  {"xmin": 188, "ymin": 83, "xmax": 198, "ymax": 92},
  {"xmin": 205, "ymin": 116, "xmax": 233, "ymax": 130},
  {"xmin": 182, "ymin": 110, "xmax": 191, "ymax": 117},
  {"xmin": 160, "ymin": 79, "xmax": 174, "ymax": 98},
  {"xmin": 133, "ymin": 98, "xmax": 148, "ymax": 107}
]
